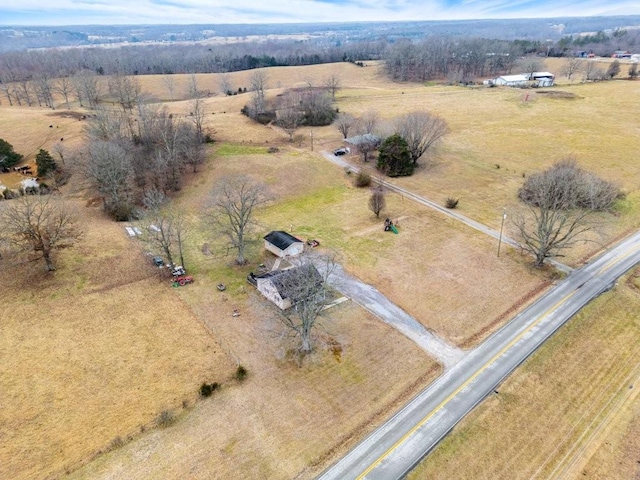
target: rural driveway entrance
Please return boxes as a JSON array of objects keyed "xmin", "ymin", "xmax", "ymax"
[{"xmin": 328, "ymin": 264, "xmax": 465, "ymax": 369}]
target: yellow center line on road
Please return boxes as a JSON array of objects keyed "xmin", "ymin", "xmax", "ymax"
[
  {"xmin": 356, "ymin": 244, "xmax": 640, "ymax": 479},
  {"xmin": 596, "ymin": 243, "xmax": 640, "ymax": 275}
]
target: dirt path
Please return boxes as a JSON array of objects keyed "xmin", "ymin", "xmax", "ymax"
[{"xmin": 328, "ymin": 263, "xmax": 465, "ymax": 369}]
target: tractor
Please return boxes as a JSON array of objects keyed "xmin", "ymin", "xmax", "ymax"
[{"xmin": 172, "ymin": 275, "xmax": 194, "ymax": 287}]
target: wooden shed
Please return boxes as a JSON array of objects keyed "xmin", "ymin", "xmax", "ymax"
[{"xmin": 264, "ymin": 231, "xmax": 304, "ymax": 258}]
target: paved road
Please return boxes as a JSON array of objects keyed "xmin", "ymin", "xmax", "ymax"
[
  {"xmin": 328, "ymin": 264, "xmax": 465, "ymax": 369},
  {"xmin": 317, "ymin": 231, "xmax": 640, "ymax": 480},
  {"xmin": 321, "ymin": 151, "xmax": 572, "ymax": 274}
]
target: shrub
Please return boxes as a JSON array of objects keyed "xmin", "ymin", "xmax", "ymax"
[
  {"xmin": 235, "ymin": 365, "xmax": 248, "ymax": 382},
  {"xmin": 354, "ymin": 171, "xmax": 372, "ymax": 187},
  {"xmin": 445, "ymin": 198, "xmax": 459, "ymax": 209},
  {"xmin": 109, "ymin": 436, "xmax": 125, "ymax": 451},
  {"xmin": 155, "ymin": 409, "xmax": 175, "ymax": 428},
  {"xmin": 199, "ymin": 382, "xmax": 220, "ymax": 398}
]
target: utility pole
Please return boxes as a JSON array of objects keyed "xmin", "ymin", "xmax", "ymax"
[{"xmin": 497, "ymin": 208, "xmax": 507, "ymax": 257}]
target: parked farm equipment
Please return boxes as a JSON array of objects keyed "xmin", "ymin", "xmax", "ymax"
[{"xmin": 172, "ymin": 275, "xmax": 194, "ymax": 287}]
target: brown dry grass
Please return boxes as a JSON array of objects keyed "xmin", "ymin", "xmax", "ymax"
[
  {"xmin": 0, "ymin": 201, "xmax": 235, "ymax": 480},
  {"xmin": 2, "ymin": 61, "xmax": 639, "ymax": 479},
  {"xmin": 68, "ymin": 300, "xmax": 439, "ymax": 480},
  {"xmin": 257, "ymin": 168, "xmax": 549, "ymax": 347},
  {"xmin": 408, "ymin": 269, "xmax": 640, "ymax": 480}
]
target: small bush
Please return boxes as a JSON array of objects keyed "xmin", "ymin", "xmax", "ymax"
[
  {"xmin": 203, "ymin": 133, "xmax": 215, "ymax": 144},
  {"xmin": 155, "ymin": 409, "xmax": 175, "ymax": 428},
  {"xmin": 109, "ymin": 436, "xmax": 125, "ymax": 451},
  {"xmin": 235, "ymin": 365, "xmax": 248, "ymax": 382},
  {"xmin": 445, "ymin": 198, "xmax": 459, "ymax": 209},
  {"xmin": 267, "ymin": 146, "xmax": 279, "ymax": 153},
  {"xmin": 199, "ymin": 382, "xmax": 220, "ymax": 398},
  {"xmin": 354, "ymin": 171, "xmax": 372, "ymax": 188}
]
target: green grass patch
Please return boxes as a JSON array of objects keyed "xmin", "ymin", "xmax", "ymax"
[{"xmin": 215, "ymin": 143, "xmax": 270, "ymax": 156}]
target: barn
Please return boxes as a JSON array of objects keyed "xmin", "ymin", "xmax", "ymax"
[
  {"xmin": 250, "ymin": 264, "xmax": 323, "ymax": 310},
  {"xmin": 264, "ymin": 231, "xmax": 304, "ymax": 258},
  {"xmin": 529, "ymin": 71, "xmax": 555, "ymax": 87},
  {"xmin": 494, "ymin": 74, "xmax": 528, "ymax": 87}
]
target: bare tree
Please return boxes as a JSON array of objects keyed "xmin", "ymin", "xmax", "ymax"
[
  {"xmin": 0, "ymin": 194, "xmax": 82, "ymax": 271},
  {"xmin": 0, "ymin": 70, "xmax": 17, "ymax": 106},
  {"xmin": 83, "ymin": 140, "xmax": 135, "ymax": 220},
  {"xmin": 276, "ymin": 254, "xmax": 336, "ymax": 354},
  {"xmin": 53, "ymin": 76, "xmax": 74, "ymax": 109},
  {"xmin": 219, "ymin": 73, "xmax": 233, "ymax": 96},
  {"xmin": 74, "ymin": 70, "xmax": 100, "ymax": 109},
  {"xmin": 108, "ymin": 73, "xmax": 141, "ymax": 113},
  {"xmin": 183, "ymin": 135, "xmax": 206, "ymax": 173},
  {"xmin": 517, "ymin": 57, "xmax": 545, "ymax": 80},
  {"xmin": 368, "ymin": 186, "xmax": 386, "ymax": 218},
  {"xmin": 514, "ymin": 160, "xmax": 619, "ymax": 267},
  {"xmin": 584, "ymin": 62, "xmax": 605, "ymax": 82},
  {"xmin": 395, "ymin": 111, "xmax": 449, "ymax": 166},
  {"xmin": 51, "ymin": 141, "xmax": 66, "ymax": 167},
  {"xmin": 208, "ymin": 176, "xmax": 269, "ymax": 265},
  {"xmin": 324, "ymin": 73, "xmax": 341, "ymax": 100},
  {"xmin": 187, "ymin": 74, "xmax": 200, "ymax": 99},
  {"xmin": 276, "ymin": 107, "xmax": 304, "ymax": 141},
  {"xmin": 334, "ymin": 112, "xmax": 356, "ymax": 139},
  {"xmin": 360, "ymin": 109, "xmax": 379, "ymax": 135},
  {"xmin": 561, "ymin": 57, "xmax": 583, "ymax": 83},
  {"xmin": 162, "ymin": 74, "xmax": 176, "ymax": 100},
  {"xmin": 249, "ymin": 69, "xmax": 268, "ymax": 116},
  {"xmin": 143, "ymin": 207, "xmax": 187, "ymax": 269},
  {"xmin": 17, "ymin": 78, "xmax": 33, "ymax": 106},
  {"xmin": 514, "ymin": 202, "xmax": 593, "ymax": 267},
  {"xmin": 190, "ymin": 96, "xmax": 205, "ymax": 143},
  {"xmin": 629, "ymin": 63, "xmax": 638, "ymax": 79}
]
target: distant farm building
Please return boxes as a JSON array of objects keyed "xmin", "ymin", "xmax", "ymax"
[
  {"xmin": 264, "ymin": 231, "xmax": 304, "ymax": 258},
  {"xmin": 249, "ymin": 264, "xmax": 323, "ymax": 310},
  {"xmin": 493, "ymin": 74, "xmax": 529, "ymax": 87},
  {"xmin": 528, "ymin": 72, "xmax": 555, "ymax": 87},
  {"xmin": 487, "ymin": 72, "xmax": 554, "ymax": 88},
  {"xmin": 612, "ymin": 50, "xmax": 632, "ymax": 58}
]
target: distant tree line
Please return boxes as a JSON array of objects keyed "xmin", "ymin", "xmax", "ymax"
[
  {"xmin": 384, "ymin": 38, "xmax": 524, "ymax": 82},
  {"xmin": 1, "ymin": 28, "xmax": 638, "ymax": 106},
  {"xmin": 0, "ymin": 40, "xmax": 380, "ymax": 84}
]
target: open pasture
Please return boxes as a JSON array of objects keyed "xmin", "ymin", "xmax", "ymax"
[
  {"xmin": 408, "ymin": 269, "xmax": 640, "ymax": 480},
  {"xmin": 0, "ymin": 202, "xmax": 236, "ymax": 480},
  {"xmin": 1, "ymin": 58, "xmax": 639, "ymax": 479}
]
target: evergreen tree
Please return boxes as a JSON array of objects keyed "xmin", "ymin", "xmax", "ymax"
[
  {"xmin": 0, "ymin": 138, "xmax": 23, "ymax": 169},
  {"xmin": 377, "ymin": 134, "xmax": 414, "ymax": 177},
  {"xmin": 35, "ymin": 149, "xmax": 57, "ymax": 177}
]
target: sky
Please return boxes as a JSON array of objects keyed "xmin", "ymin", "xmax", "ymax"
[{"xmin": 1, "ymin": 0, "xmax": 640, "ymax": 26}]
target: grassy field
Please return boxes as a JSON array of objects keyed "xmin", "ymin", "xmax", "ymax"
[
  {"xmin": 67, "ymin": 300, "xmax": 439, "ymax": 480},
  {"xmin": 408, "ymin": 268, "xmax": 640, "ymax": 480},
  {"xmin": 1, "ymin": 60, "xmax": 640, "ymax": 479},
  {"xmin": 0, "ymin": 202, "xmax": 236, "ymax": 480}
]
